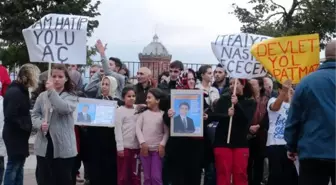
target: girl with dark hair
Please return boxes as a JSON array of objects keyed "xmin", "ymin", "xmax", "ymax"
[
  {"xmin": 196, "ymin": 65, "xmax": 220, "ymax": 106},
  {"xmin": 115, "ymin": 87, "xmax": 141, "ymax": 185},
  {"xmin": 87, "ymin": 76, "xmax": 123, "ymax": 185},
  {"xmin": 247, "ymin": 78, "xmax": 270, "ymax": 185},
  {"xmin": 136, "ymin": 88, "xmax": 169, "ymax": 185},
  {"xmin": 196, "ymin": 65, "xmax": 220, "ymax": 185},
  {"xmin": 32, "ymin": 64, "xmax": 78, "ymax": 185},
  {"xmin": 213, "ymin": 78, "xmax": 256, "ymax": 185}
]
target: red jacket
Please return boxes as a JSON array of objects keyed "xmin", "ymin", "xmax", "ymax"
[{"xmin": 0, "ymin": 65, "xmax": 11, "ymax": 96}]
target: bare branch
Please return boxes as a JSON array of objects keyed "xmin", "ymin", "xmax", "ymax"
[
  {"xmin": 288, "ymin": 0, "xmax": 300, "ymax": 16},
  {"xmin": 270, "ymin": 0, "xmax": 287, "ymax": 13},
  {"xmin": 259, "ymin": 12, "xmax": 284, "ymax": 21}
]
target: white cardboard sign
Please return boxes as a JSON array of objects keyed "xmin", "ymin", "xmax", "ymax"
[
  {"xmin": 211, "ymin": 33, "xmax": 271, "ymax": 79},
  {"xmin": 22, "ymin": 14, "xmax": 89, "ymax": 64}
]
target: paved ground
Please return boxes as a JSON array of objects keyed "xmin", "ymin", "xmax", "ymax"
[
  {"xmin": 23, "ymin": 155, "xmax": 85, "ymax": 185},
  {"xmin": 22, "ymin": 137, "xmax": 331, "ymax": 185}
]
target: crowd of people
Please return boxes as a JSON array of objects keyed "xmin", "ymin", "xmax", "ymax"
[{"xmin": 0, "ymin": 39, "xmax": 334, "ymax": 185}]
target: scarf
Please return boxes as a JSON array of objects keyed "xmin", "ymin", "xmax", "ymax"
[{"xmin": 251, "ymin": 95, "xmax": 269, "ymax": 126}]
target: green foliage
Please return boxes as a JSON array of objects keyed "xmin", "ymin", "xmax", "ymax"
[
  {"xmin": 232, "ymin": 0, "xmax": 336, "ymax": 49},
  {"xmin": 0, "ymin": 0, "xmax": 101, "ymax": 68},
  {"xmin": 86, "ymin": 45, "xmax": 97, "ymax": 66}
]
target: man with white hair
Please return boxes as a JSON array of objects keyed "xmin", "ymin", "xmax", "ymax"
[{"xmin": 134, "ymin": 67, "xmax": 155, "ymax": 104}]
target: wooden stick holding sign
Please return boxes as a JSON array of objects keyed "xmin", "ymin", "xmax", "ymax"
[
  {"xmin": 227, "ymin": 78, "xmax": 238, "ymax": 144},
  {"xmin": 43, "ymin": 62, "xmax": 52, "ymax": 136}
]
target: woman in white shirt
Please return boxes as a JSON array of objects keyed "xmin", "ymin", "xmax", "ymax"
[{"xmin": 266, "ymin": 80, "xmax": 297, "ymax": 185}]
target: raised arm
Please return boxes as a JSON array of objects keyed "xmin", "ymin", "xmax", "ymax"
[
  {"xmin": 96, "ymin": 39, "xmax": 125, "ymax": 98},
  {"xmin": 270, "ymin": 80, "xmax": 292, "ymax": 111}
]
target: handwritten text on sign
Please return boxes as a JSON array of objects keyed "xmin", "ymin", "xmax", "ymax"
[
  {"xmin": 251, "ymin": 34, "xmax": 320, "ymax": 84},
  {"xmin": 22, "ymin": 14, "xmax": 89, "ymax": 64},
  {"xmin": 211, "ymin": 33, "xmax": 271, "ymax": 79}
]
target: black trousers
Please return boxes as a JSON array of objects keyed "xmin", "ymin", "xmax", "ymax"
[
  {"xmin": 36, "ymin": 156, "xmax": 75, "ymax": 185},
  {"xmin": 72, "ymin": 155, "xmax": 82, "ymax": 185},
  {"xmin": 88, "ymin": 153, "xmax": 117, "ymax": 185},
  {"xmin": 248, "ymin": 139, "xmax": 265, "ymax": 185},
  {"xmin": 169, "ymin": 138, "xmax": 204, "ymax": 185},
  {"xmin": 267, "ymin": 145, "xmax": 298, "ymax": 185},
  {"xmin": 299, "ymin": 159, "xmax": 335, "ymax": 185},
  {"xmin": 0, "ymin": 156, "xmax": 4, "ymax": 184}
]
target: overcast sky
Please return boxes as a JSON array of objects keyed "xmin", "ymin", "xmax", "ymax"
[{"xmin": 88, "ymin": 0, "xmax": 325, "ymax": 64}]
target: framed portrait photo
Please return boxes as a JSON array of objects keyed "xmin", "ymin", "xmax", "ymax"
[
  {"xmin": 170, "ymin": 89, "xmax": 204, "ymax": 137},
  {"xmin": 74, "ymin": 98, "xmax": 118, "ymax": 127}
]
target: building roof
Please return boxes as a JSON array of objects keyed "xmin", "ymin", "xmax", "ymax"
[{"xmin": 141, "ymin": 34, "xmax": 170, "ymax": 57}]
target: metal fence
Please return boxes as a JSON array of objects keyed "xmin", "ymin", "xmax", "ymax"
[
  {"xmin": 81, "ymin": 61, "xmax": 217, "ymax": 84},
  {"xmin": 9, "ymin": 61, "xmax": 218, "ymax": 84}
]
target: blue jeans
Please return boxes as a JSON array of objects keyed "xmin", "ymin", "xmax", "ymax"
[{"xmin": 3, "ymin": 157, "xmax": 25, "ymax": 185}]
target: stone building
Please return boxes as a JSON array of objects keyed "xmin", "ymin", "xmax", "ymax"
[{"xmin": 139, "ymin": 34, "xmax": 172, "ymax": 80}]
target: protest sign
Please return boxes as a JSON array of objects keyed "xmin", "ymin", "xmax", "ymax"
[
  {"xmin": 251, "ymin": 34, "xmax": 320, "ymax": 84},
  {"xmin": 23, "ymin": 14, "xmax": 89, "ymax": 64},
  {"xmin": 211, "ymin": 33, "xmax": 271, "ymax": 79},
  {"xmin": 74, "ymin": 98, "xmax": 118, "ymax": 127},
  {"xmin": 170, "ymin": 90, "xmax": 204, "ymax": 137}
]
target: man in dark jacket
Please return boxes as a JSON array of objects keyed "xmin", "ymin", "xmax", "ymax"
[
  {"xmin": 158, "ymin": 60, "xmax": 183, "ymax": 95},
  {"xmin": 212, "ymin": 64, "xmax": 229, "ymax": 94},
  {"xmin": 285, "ymin": 40, "xmax": 336, "ymax": 185},
  {"xmin": 134, "ymin": 67, "xmax": 156, "ymax": 104}
]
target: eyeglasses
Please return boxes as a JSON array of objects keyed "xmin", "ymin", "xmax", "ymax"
[{"xmin": 137, "ymin": 72, "xmax": 144, "ymax": 75}]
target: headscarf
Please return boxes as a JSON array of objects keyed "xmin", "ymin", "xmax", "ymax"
[
  {"xmin": 176, "ymin": 70, "xmax": 189, "ymax": 89},
  {"xmin": 101, "ymin": 76, "xmax": 118, "ymax": 98}
]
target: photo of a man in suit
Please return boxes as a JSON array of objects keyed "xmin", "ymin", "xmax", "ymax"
[
  {"xmin": 174, "ymin": 102, "xmax": 195, "ymax": 133},
  {"xmin": 77, "ymin": 105, "xmax": 92, "ymax": 123}
]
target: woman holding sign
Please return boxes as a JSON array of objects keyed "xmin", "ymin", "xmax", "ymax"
[
  {"xmin": 213, "ymin": 78, "xmax": 256, "ymax": 185},
  {"xmin": 31, "ymin": 64, "xmax": 78, "ymax": 185}
]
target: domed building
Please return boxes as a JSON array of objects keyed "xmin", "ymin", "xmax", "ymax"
[{"xmin": 139, "ymin": 34, "xmax": 172, "ymax": 80}]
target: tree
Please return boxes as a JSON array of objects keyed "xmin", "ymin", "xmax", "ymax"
[
  {"xmin": 0, "ymin": 0, "xmax": 101, "ymax": 68},
  {"xmin": 232, "ymin": 0, "xmax": 336, "ymax": 49}
]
